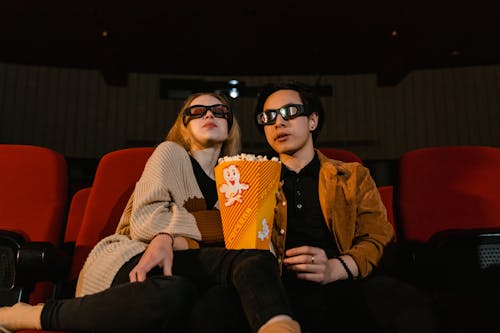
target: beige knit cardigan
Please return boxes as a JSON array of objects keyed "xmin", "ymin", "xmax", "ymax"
[{"xmin": 76, "ymin": 141, "xmax": 223, "ymax": 297}]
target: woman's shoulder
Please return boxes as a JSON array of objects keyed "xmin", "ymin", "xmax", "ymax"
[
  {"xmin": 140, "ymin": 141, "xmax": 192, "ymax": 179},
  {"xmin": 149, "ymin": 141, "xmax": 190, "ymax": 164},
  {"xmin": 155, "ymin": 141, "xmax": 188, "ymax": 155}
]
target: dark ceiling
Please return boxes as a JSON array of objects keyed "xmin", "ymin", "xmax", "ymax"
[{"xmin": 1, "ymin": 1, "xmax": 499, "ymax": 85}]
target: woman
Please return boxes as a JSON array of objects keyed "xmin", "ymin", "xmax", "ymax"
[{"xmin": 0, "ymin": 92, "xmax": 299, "ymax": 333}]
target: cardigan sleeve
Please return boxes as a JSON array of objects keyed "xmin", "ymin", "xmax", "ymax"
[{"xmin": 128, "ymin": 142, "xmax": 203, "ymax": 242}]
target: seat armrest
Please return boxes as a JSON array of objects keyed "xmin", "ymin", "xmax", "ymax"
[
  {"xmin": 0, "ymin": 230, "xmax": 70, "ymax": 305},
  {"xmin": 429, "ymin": 228, "xmax": 500, "ymax": 286},
  {"xmin": 378, "ymin": 239, "xmax": 435, "ymax": 290},
  {"xmin": 17, "ymin": 242, "xmax": 71, "ymax": 284},
  {"xmin": 0, "ymin": 230, "xmax": 70, "ymax": 291}
]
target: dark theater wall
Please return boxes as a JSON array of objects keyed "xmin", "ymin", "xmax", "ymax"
[{"xmin": 1, "ymin": 62, "xmax": 499, "ymax": 162}]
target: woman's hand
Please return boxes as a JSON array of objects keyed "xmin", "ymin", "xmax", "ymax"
[
  {"xmin": 129, "ymin": 233, "xmax": 174, "ymax": 282},
  {"xmin": 283, "ymin": 246, "xmax": 357, "ymax": 284}
]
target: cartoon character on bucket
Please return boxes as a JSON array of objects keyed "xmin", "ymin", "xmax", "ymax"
[{"xmin": 219, "ymin": 164, "xmax": 249, "ymax": 206}]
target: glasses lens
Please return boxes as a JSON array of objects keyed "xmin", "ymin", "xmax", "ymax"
[
  {"xmin": 259, "ymin": 104, "xmax": 305, "ymax": 125},
  {"xmin": 257, "ymin": 111, "xmax": 277, "ymax": 125},
  {"xmin": 188, "ymin": 106, "xmax": 208, "ymax": 117},
  {"xmin": 287, "ymin": 105, "xmax": 300, "ymax": 117},
  {"xmin": 279, "ymin": 104, "xmax": 304, "ymax": 120},
  {"xmin": 211, "ymin": 105, "xmax": 229, "ymax": 117}
]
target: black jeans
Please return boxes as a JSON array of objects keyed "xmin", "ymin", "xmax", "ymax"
[
  {"xmin": 189, "ymin": 273, "xmax": 439, "ymax": 333},
  {"xmin": 42, "ymin": 248, "xmax": 291, "ymax": 333}
]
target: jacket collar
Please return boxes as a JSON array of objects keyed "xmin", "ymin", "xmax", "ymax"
[{"xmin": 316, "ymin": 149, "xmax": 353, "ymax": 179}]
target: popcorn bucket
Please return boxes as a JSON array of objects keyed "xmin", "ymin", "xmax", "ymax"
[{"xmin": 215, "ymin": 156, "xmax": 281, "ymax": 250}]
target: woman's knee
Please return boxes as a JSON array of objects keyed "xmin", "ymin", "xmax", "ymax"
[{"xmin": 142, "ymin": 276, "xmax": 197, "ymax": 315}]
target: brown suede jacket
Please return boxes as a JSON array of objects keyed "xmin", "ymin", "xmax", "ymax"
[{"xmin": 271, "ymin": 150, "xmax": 394, "ymax": 278}]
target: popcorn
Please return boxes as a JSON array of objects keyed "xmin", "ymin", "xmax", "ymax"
[
  {"xmin": 218, "ymin": 153, "xmax": 280, "ymax": 164},
  {"xmin": 215, "ymin": 154, "xmax": 281, "ymax": 250}
]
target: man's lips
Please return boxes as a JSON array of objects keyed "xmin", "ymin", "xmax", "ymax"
[{"xmin": 274, "ymin": 133, "xmax": 289, "ymax": 142}]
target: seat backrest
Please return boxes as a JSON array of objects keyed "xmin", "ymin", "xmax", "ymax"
[
  {"xmin": 64, "ymin": 187, "xmax": 91, "ymax": 244},
  {"xmin": 317, "ymin": 147, "xmax": 363, "ymax": 164},
  {"xmin": 397, "ymin": 146, "xmax": 500, "ymax": 243},
  {"xmin": 68, "ymin": 147, "xmax": 154, "ymax": 280},
  {"xmin": 378, "ymin": 185, "xmax": 396, "ymax": 235},
  {"xmin": 0, "ymin": 144, "xmax": 68, "ymax": 305},
  {"xmin": 0, "ymin": 144, "xmax": 68, "ymax": 244}
]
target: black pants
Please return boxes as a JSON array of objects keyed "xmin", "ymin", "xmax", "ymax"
[
  {"xmin": 189, "ymin": 274, "xmax": 439, "ymax": 333},
  {"xmin": 41, "ymin": 248, "xmax": 291, "ymax": 333}
]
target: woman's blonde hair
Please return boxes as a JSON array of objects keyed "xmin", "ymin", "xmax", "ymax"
[{"xmin": 166, "ymin": 92, "xmax": 241, "ymax": 156}]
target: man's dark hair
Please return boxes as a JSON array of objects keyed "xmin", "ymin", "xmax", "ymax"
[{"xmin": 254, "ymin": 80, "xmax": 324, "ymax": 142}]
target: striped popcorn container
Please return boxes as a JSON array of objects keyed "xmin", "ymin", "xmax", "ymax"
[{"xmin": 215, "ymin": 155, "xmax": 281, "ymax": 250}]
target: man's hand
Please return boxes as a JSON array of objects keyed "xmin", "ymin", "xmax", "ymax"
[
  {"xmin": 129, "ymin": 233, "xmax": 174, "ymax": 282},
  {"xmin": 283, "ymin": 246, "xmax": 355, "ymax": 284}
]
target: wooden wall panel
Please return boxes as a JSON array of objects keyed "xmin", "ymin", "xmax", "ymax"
[{"xmin": 0, "ymin": 62, "xmax": 498, "ymax": 160}]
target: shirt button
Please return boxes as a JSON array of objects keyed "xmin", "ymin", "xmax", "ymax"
[
  {"xmin": 280, "ymin": 228, "xmax": 285, "ymax": 235},
  {"xmin": 278, "ymin": 258, "xmax": 282, "ymax": 263},
  {"xmin": 297, "ymin": 203, "xmax": 303, "ymax": 209}
]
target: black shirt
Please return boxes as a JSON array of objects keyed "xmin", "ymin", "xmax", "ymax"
[
  {"xmin": 189, "ymin": 155, "xmax": 218, "ymax": 209},
  {"xmin": 281, "ymin": 152, "xmax": 339, "ymax": 259}
]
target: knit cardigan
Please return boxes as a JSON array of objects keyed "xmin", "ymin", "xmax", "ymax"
[{"xmin": 75, "ymin": 141, "xmax": 224, "ymax": 296}]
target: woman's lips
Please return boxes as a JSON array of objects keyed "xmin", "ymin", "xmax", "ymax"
[{"xmin": 203, "ymin": 122, "xmax": 217, "ymax": 128}]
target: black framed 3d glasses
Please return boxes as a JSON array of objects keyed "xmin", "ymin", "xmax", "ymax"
[
  {"xmin": 256, "ymin": 104, "xmax": 308, "ymax": 125},
  {"xmin": 183, "ymin": 104, "xmax": 233, "ymax": 127}
]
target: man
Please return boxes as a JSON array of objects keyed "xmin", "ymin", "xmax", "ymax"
[
  {"xmin": 190, "ymin": 81, "xmax": 438, "ymax": 333},
  {"xmin": 252, "ymin": 81, "xmax": 438, "ymax": 333}
]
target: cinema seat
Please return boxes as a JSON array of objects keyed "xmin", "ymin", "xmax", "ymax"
[
  {"xmin": 63, "ymin": 187, "xmax": 91, "ymax": 246},
  {"xmin": 67, "ymin": 147, "xmax": 154, "ymax": 284},
  {"xmin": 317, "ymin": 147, "xmax": 363, "ymax": 164},
  {"xmin": 15, "ymin": 147, "xmax": 154, "ymax": 333},
  {"xmin": 378, "ymin": 185, "xmax": 395, "ymax": 231},
  {"xmin": 398, "ymin": 145, "xmax": 500, "ymax": 276},
  {"xmin": 0, "ymin": 144, "xmax": 68, "ymax": 306}
]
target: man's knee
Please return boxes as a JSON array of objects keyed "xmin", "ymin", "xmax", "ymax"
[
  {"xmin": 189, "ymin": 285, "xmax": 250, "ymax": 333},
  {"xmin": 233, "ymin": 250, "xmax": 278, "ymax": 275}
]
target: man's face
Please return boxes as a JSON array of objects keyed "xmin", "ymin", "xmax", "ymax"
[{"xmin": 262, "ymin": 89, "xmax": 317, "ymax": 156}]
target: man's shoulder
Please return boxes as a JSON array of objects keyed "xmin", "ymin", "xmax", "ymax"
[{"xmin": 319, "ymin": 155, "xmax": 367, "ymax": 178}]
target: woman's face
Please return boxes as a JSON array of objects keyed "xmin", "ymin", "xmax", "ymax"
[{"xmin": 186, "ymin": 94, "xmax": 229, "ymax": 151}]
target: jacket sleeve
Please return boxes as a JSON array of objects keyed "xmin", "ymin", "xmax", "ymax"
[{"xmin": 343, "ymin": 165, "xmax": 394, "ymax": 278}]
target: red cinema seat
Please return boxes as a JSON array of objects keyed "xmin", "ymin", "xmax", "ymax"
[
  {"xmin": 18, "ymin": 147, "xmax": 154, "ymax": 333},
  {"xmin": 63, "ymin": 187, "xmax": 91, "ymax": 245},
  {"xmin": 67, "ymin": 147, "xmax": 154, "ymax": 283},
  {"xmin": 378, "ymin": 185, "xmax": 395, "ymax": 233},
  {"xmin": 317, "ymin": 147, "xmax": 363, "ymax": 164},
  {"xmin": 396, "ymin": 146, "xmax": 500, "ymax": 292},
  {"xmin": 0, "ymin": 144, "xmax": 68, "ymax": 306},
  {"xmin": 398, "ymin": 146, "xmax": 500, "ymax": 244}
]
